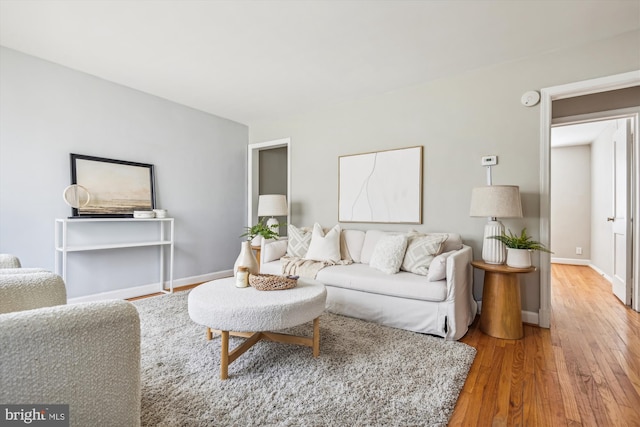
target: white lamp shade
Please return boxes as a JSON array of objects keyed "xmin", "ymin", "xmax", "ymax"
[
  {"xmin": 257, "ymin": 194, "xmax": 288, "ymax": 217},
  {"xmin": 469, "ymin": 185, "xmax": 523, "ymax": 219}
]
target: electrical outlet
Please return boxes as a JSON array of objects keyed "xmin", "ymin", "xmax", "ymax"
[
  {"xmin": 481, "ymin": 155, "xmax": 497, "ymax": 166},
  {"xmin": 576, "ymin": 247, "xmax": 583, "ymax": 255}
]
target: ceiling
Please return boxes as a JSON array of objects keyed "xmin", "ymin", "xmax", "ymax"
[
  {"xmin": 551, "ymin": 120, "xmax": 618, "ymax": 147},
  {"xmin": 1, "ymin": 0, "xmax": 639, "ymax": 125}
]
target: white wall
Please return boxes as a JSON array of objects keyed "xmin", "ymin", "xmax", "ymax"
[
  {"xmin": 0, "ymin": 47, "xmax": 248, "ymax": 298},
  {"xmin": 550, "ymin": 145, "xmax": 591, "ymax": 261},
  {"xmin": 249, "ymin": 30, "xmax": 640, "ymax": 314}
]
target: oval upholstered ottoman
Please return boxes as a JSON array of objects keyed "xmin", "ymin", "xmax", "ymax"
[{"xmin": 188, "ymin": 276, "xmax": 326, "ymax": 379}]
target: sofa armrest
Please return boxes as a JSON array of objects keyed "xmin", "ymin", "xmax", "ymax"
[
  {"xmin": 261, "ymin": 237, "xmax": 288, "ymax": 264},
  {"xmin": 0, "ymin": 272, "xmax": 66, "ymax": 314},
  {"xmin": 444, "ymin": 245, "xmax": 478, "ymax": 340},
  {"xmin": 0, "ymin": 300, "xmax": 141, "ymax": 426},
  {"xmin": 0, "ymin": 254, "xmax": 21, "ymax": 268}
]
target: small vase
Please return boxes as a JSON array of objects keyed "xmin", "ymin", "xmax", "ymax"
[
  {"xmin": 506, "ymin": 248, "xmax": 532, "ymax": 268},
  {"xmin": 234, "ymin": 241, "xmax": 259, "ymax": 275}
]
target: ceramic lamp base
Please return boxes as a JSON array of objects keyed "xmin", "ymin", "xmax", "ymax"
[
  {"xmin": 266, "ymin": 217, "xmax": 280, "ymax": 236},
  {"xmin": 482, "ymin": 220, "xmax": 506, "ymax": 264}
]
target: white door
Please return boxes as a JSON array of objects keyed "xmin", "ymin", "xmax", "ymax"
[{"xmin": 611, "ymin": 119, "xmax": 633, "ymax": 305}]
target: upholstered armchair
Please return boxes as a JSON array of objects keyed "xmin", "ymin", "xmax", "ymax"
[{"xmin": 0, "ymin": 255, "xmax": 141, "ymax": 427}]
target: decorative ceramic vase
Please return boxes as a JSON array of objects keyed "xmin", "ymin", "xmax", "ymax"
[
  {"xmin": 234, "ymin": 241, "xmax": 259, "ymax": 275},
  {"xmin": 506, "ymin": 248, "xmax": 532, "ymax": 268}
]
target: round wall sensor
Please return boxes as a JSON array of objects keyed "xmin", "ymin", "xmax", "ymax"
[{"xmin": 521, "ymin": 90, "xmax": 540, "ymax": 107}]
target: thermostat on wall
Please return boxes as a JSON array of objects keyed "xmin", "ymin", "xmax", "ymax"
[{"xmin": 521, "ymin": 90, "xmax": 540, "ymax": 107}]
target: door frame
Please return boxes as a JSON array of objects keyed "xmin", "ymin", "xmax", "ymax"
[
  {"xmin": 247, "ymin": 137, "xmax": 291, "ymax": 228},
  {"xmin": 539, "ymin": 70, "xmax": 640, "ymax": 327}
]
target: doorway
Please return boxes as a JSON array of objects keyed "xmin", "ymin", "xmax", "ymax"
[
  {"xmin": 539, "ymin": 71, "xmax": 640, "ymax": 327},
  {"xmin": 550, "ymin": 116, "xmax": 635, "ymax": 306},
  {"xmin": 247, "ymin": 138, "xmax": 291, "ymax": 230}
]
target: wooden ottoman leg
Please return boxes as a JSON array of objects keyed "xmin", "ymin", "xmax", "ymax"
[
  {"xmin": 313, "ymin": 317, "xmax": 320, "ymax": 357},
  {"xmin": 207, "ymin": 327, "xmax": 213, "ymax": 340},
  {"xmin": 220, "ymin": 330, "xmax": 230, "ymax": 380}
]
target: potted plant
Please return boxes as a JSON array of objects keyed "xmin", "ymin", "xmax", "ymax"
[
  {"xmin": 240, "ymin": 217, "xmax": 281, "ymax": 244},
  {"xmin": 487, "ymin": 228, "xmax": 552, "ymax": 268}
]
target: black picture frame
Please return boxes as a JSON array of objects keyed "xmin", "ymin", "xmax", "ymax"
[{"xmin": 69, "ymin": 153, "xmax": 156, "ymax": 218}]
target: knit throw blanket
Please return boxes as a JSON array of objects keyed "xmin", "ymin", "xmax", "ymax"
[{"xmin": 281, "ymin": 256, "xmax": 351, "ymax": 279}]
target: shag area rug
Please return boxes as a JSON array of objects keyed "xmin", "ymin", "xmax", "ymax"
[{"xmin": 134, "ymin": 291, "xmax": 476, "ymax": 426}]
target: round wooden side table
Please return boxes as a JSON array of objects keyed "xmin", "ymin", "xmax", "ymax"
[{"xmin": 471, "ymin": 260, "xmax": 536, "ymax": 339}]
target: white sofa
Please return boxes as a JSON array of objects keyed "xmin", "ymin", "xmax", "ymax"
[{"xmin": 260, "ymin": 229, "xmax": 477, "ymax": 340}]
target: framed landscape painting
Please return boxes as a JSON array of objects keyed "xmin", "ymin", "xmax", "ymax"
[
  {"xmin": 338, "ymin": 146, "xmax": 423, "ymax": 224},
  {"xmin": 70, "ymin": 153, "xmax": 156, "ymax": 217}
]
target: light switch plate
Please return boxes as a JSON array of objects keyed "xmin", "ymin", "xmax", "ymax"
[{"xmin": 482, "ymin": 155, "xmax": 497, "ymax": 166}]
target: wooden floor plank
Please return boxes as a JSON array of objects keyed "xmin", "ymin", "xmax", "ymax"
[{"xmin": 455, "ymin": 264, "xmax": 640, "ymax": 425}]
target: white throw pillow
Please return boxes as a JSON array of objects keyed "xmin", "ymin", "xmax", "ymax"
[
  {"xmin": 305, "ymin": 223, "xmax": 342, "ymax": 262},
  {"xmin": 286, "ymin": 224, "xmax": 312, "ymax": 258},
  {"xmin": 427, "ymin": 250, "xmax": 456, "ymax": 282},
  {"xmin": 369, "ymin": 234, "xmax": 408, "ymax": 274},
  {"xmin": 401, "ymin": 233, "xmax": 448, "ymax": 276}
]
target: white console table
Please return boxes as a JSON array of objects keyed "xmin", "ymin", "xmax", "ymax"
[{"xmin": 55, "ymin": 217, "xmax": 174, "ymax": 294}]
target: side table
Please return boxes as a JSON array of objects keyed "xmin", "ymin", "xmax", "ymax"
[
  {"xmin": 252, "ymin": 245, "xmax": 261, "ymax": 268},
  {"xmin": 471, "ymin": 260, "xmax": 535, "ymax": 339}
]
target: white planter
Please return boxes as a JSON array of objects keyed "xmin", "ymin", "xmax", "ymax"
[{"xmin": 506, "ymin": 248, "xmax": 532, "ymax": 268}]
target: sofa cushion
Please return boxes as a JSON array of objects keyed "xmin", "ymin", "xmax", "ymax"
[
  {"xmin": 305, "ymin": 223, "xmax": 341, "ymax": 262},
  {"xmin": 263, "ymin": 239, "xmax": 288, "ymax": 264},
  {"xmin": 427, "ymin": 250, "xmax": 456, "ymax": 282},
  {"xmin": 286, "ymin": 225, "xmax": 312, "ymax": 258},
  {"xmin": 361, "ymin": 230, "xmax": 401, "ymax": 264},
  {"xmin": 341, "ymin": 230, "xmax": 365, "ymax": 263},
  {"xmin": 316, "ymin": 263, "xmax": 447, "ymax": 302},
  {"xmin": 369, "ymin": 234, "xmax": 408, "ymax": 274},
  {"xmin": 401, "ymin": 233, "xmax": 447, "ymax": 276}
]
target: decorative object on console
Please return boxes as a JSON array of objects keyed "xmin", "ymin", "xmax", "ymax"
[
  {"xmin": 153, "ymin": 209, "xmax": 167, "ymax": 218},
  {"xmin": 234, "ymin": 241, "xmax": 259, "ymax": 275},
  {"xmin": 257, "ymin": 194, "xmax": 288, "ymax": 236},
  {"xmin": 339, "ymin": 146, "xmax": 423, "ymax": 224},
  {"xmin": 469, "ymin": 185, "xmax": 523, "ymax": 264},
  {"xmin": 133, "ymin": 210, "xmax": 155, "ymax": 219},
  {"xmin": 69, "ymin": 153, "xmax": 155, "ymax": 218},
  {"xmin": 487, "ymin": 228, "xmax": 552, "ymax": 268},
  {"xmin": 62, "ymin": 184, "xmax": 91, "ymax": 209}
]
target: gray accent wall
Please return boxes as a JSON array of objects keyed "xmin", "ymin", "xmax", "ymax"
[
  {"xmin": 0, "ymin": 47, "xmax": 248, "ymax": 298},
  {"xmin": 249, "ymin": 30, "xmax": 640, "ymax": 314}
]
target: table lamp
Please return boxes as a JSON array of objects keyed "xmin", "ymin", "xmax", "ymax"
[
  {"xmin": 469, "ymin": 185, "xmax": 523, "ymax": 264},
  {"xmin": 257, "ymin": 194, "xmax": 288, "ymax": 236}
]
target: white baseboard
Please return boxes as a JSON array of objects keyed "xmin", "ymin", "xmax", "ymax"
[
  {"xmin": 67, "ymin": 269, "xmax": 233, "ymax": 304},
  {"xmin": 476, "ymin": 301, "xmax": 539, "ymax": 326},
  {"xmin": 551, "ymin": 257, "xmax": 591, "ymax": 266},
  {"xmin": 588, "ymin": 264, "xmax": 613, "ymax": 283}
]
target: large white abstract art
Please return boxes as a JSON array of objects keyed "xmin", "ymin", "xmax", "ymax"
[{"xmin": 339, "ymin": 146, "xmax": 423, "ymax": 223}]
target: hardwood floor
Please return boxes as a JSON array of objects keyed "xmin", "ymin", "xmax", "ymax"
[{"xmin": 450, "ymin": 264, "xmax": 640, "ymax": 426}]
